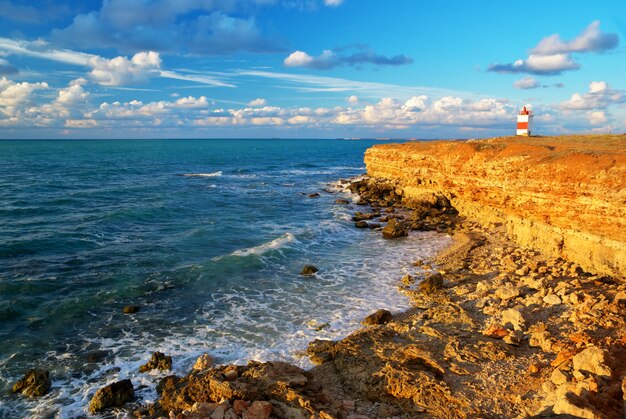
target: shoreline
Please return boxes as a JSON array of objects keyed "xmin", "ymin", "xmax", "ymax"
[{"xmin": 125, "ymin": 172, "xmax": 625, "ymax": 418}]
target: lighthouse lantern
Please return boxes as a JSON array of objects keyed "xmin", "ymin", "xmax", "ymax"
[{"xmin": 516, "ymin": 106, "xmax": 533, "ymax": 136}]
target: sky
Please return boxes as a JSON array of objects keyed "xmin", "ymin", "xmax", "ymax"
[{"xmin": 0, "ymin": 0, "xmax": 624, "ymax": 139}]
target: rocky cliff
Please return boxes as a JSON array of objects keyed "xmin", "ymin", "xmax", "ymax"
[{"xmin": 365, "ymin": 134, "xmax": 626, "ymax": 278}]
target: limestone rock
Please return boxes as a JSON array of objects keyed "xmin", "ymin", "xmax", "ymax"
[
  {"xmin": 381, "ymin": 219, "xmax": 408, "ymax": 239},
  {"xmin": 12, "ymin": 368, "xmax": 51, "ymax": 397},
  {"xmin": 418, "ymin": 273, "xmax": 443, "ymax": 294},
  {"xmin": 495, "ymin": 283, "xmax": 520, "ymax": 300},
  {"xmin": 362, "ymin": 309, "xmax": 392, "ymax": 325},
  {"xmin": 139, "ymin": 351, "xmax": 172, "ymax": 372},
  {"xmin": 550, "ymin": 368, "xmax": 568, "ymax": 385},
  {"xmin": 572, "ymin": 346, "xmax": 612, "ymax": 377},
  {"xmin": 300, "ymin": 265, "xmax": 319, "ymax": 276},
  {"xmin": 192, "ymin": 354, "xmax": 214, "ymax": 371},
  {"xmin": 501, "ymin": 307, "xmax": 526, "ymax": 331},
  {"xmin": 552, "ymin": 392, "xmax": 601, "ymax": 419},
  {"xmin": 89, "ymin": 379, "xmax": 134, "ymax": 413},
  {"xmin": 243, "ymin": 401, "xmax": 272, "ymax": 419},
  {"xmin": 543, "ymin": 294, "xmax": 562, "ymax": 306}
]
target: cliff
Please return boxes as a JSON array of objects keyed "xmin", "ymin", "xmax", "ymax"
[{"xmin": 365, "ymin": 134, "xmax": 626, "ymax": 278}]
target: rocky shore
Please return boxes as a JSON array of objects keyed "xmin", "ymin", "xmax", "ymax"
[{"xmin": 13, "ymin": 135, "xmax": 625, "ymax": 418}]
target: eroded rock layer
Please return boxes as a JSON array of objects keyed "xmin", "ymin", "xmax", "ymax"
[{"xmin": 365, "ymin": 135, "xmax": 626, "ymax": 278}]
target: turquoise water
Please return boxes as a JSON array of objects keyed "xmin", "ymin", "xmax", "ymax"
[{"xmin": 0, "ymin": 139, "xmax": 450, "ymax": 418}]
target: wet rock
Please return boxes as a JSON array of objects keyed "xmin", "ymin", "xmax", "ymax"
[
  {"xmin": 139, "ymin": 352, "xmax": 172, "ymax": 372},
  {"xmin": 192, "ymin": 353, "xmax": 214, "ymax": 371},
  {"xmin": 12, "ymin": 368, "xmax": 51, "ymax": 397},
  {"xmin": 355, "ymin": 220, "xmax": 369, "ymax": 228},
  {"xmin": 85, "ymin": 350, "xmax": 109, "ymax": 363},
  {"xmin": 308, "ymin": 193, "xmax": 320, "ymax": 198},
  {"xmin": 352, "ymin": 212, "xmax": 379, "ymax": 221},
  {"xmin": 418, "ymin": 273, "xmax": 443, "ymax": 294},
  {"xmin": 89, "ymin": 379, "xmax": 134, "ymax": 413},
  {"xmin": 300, "ymin": 265, "xmax": 319, "ymax": 276},
  {"xmin": 367, "ymin": 223, "xmax": 381, "ymax": 229},
  {"xmin": 362, "ymin": 309, "xmax": 392, "ymax": 325},
  {"xmin": 335, "ymin": 199, "xmax": 350, "ymax": 205},
  {"xmin": 381, "ymin": 219, "xmax": 408, "ymax": 239},
  {"xmin": 123, "ymin": 305, "xmax": 141, "ymax": 314},
  {"xmin": 572, "ymin": 346, "xmax": 612, "ymax": 377}
]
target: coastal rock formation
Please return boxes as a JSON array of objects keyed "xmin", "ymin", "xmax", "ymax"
[
  {"xmin": 12, "ymin": 368, "xmax": 51, "ymax": 397},
  {"xmin": 365, "ymin": 135, "xmax": 626, "ymax": 278},
  {"xmin": 139, "ymin": 351, "xmax": 172, "ymax": 372},
  {"xmin": 89, "ymin": 379, "xmax": 134, "ymax": 413}
]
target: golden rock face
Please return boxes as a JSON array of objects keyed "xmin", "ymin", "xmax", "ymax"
[{"xmin": 364, "ymin": 134, "xmax": 626, "ymax": 278}]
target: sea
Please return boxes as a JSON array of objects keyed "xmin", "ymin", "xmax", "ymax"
[{"xmin": 0, "ymin": 139, "xmax": 451, "ymax": 418}]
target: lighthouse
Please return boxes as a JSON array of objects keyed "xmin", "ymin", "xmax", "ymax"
[{"xmin": 516, "ymin": 106, "xmax": 533, "ymax": 136}]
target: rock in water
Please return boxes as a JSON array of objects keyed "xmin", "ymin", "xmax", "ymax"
[
  {"xmin": 89, "ymin": 379, "xmax": 134, "ymax": 413},
  {"xmin": 381, "ymin": 219, "xmax": 408, "ymax": 239},
  {"xmin": 362, "ymin": 309, "xmax": 393, "ymax": 325},
  {"xmin": 192, "ymin": 353, "xmax": 214, "ymax": 371},
  {"xmin": 123, "ymin": 305, "xmax": 141, "ymax": 314},
  {"xmin": 300, "ymin": 265, "xmax": 319, "ymax": 276},
  {"xmin": 139, "ymin": 351, "xmax": 172, "ymax": 372},
  {"xmin": 12, "ymin": 369, "xmax": 51, "ymax": 397},
  {"xmin": 354, "ymin": 220, "xmax": 369, "ymax": 228},
  {"xmin": 418, "ymin": 273, "xmax": 444, "ymax": 294}
]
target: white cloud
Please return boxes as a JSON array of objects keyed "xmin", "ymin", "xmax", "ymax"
[
  {"xmin": 0, "ymin": 37, "xmax": 94, "ymax": 66},
  {"xmin": 284, "ymin": 46, "xmax": 412, "ymax": 70},
  {"xmin": 488, "ymin": 21, "xmax": 618, "ymax": 76},
  {"xmin": 0, "ymin": 77, "xmax": 48, "ymax": 117},
  {"xmin": 247, "ymin": 98, "xmax": 267, "ymax": 107},
  {"xmin": 89, "ymin": 51, "xmax": 162, "ymax": 86},
  {"xmin": 284, "ymin": 50, "xmax": 315, "ymax": 67},
  {"xmin": 531, "ymin": 20, "xmax": 619, "ymax": 55},
  {"xmin": 56, "ymin": 78, "xmax": 89, "ymax": 104},
  {"xmin": 587, "ymin": 110, "xmax": 607, "ymax": 125},
  {"xmin": 561, "ymin": 81, "xmax": 624, "ymax": 110},
  {"xmin": 173, "ymin": 96, "xmax": 209, "ymax": 109},
  {"xmin": 324, "ymin": 0, "xmax": 343, "ymax": 6},
  {"xmin": 347, "ymin": 95, "xmax": 359, "ymax": 104},
  {"xmin": 513, "ymin": 77, "xmax": 539, "ymax": 90}
]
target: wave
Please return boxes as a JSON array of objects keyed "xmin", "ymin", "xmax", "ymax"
[
  {"xmin": 182, "ymin": 171, "xmax": 223, "ymax": 177},
  {"xmin": 231, "ymin": 233, "xmax": 296, "ymax": 257}
]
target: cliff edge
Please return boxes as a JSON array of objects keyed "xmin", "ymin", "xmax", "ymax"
[{"xmin": 365, "ymin": 134, "xmax": 626, "ymax": 278}]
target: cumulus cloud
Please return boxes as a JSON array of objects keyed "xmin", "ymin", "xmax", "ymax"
[
  {"xmin": 347, "ymin": 95, "xmax": 359, "ymax": 104},
  {"xmin": 284, "ymin": 46, "xmax": 413, "ymax": 70},
  {"xmin": 248, "ymin": 98, "xmax": 267, "ymax": 107},
  {"xmin": 489, "ymin": 53, "xmax": 579, "ymax": 76},
  {"xmin": 587, "ymin": 110, "xmax": 607, "ymax": 125},
  {"xmin": 513, "ymin": 77, "xmax": 539, "ymax": 89},
  {"xmin": 531, "ymin": 20, "xmax": 619, "ymax": 55},
  {"xmin": 51, "ymin": 1, "xmax": 281, "ymax": 55},
  {"xmin": 0, "ymin": 77, "xmax": 48, "ymax": 118},
  {"xmin": 488, "ymin": 21, "xmax": 618, "ymax": 76},
  {"xmin": 89, "ymin": 51, "xmax": 162, "ymax": 86},
  {"xmin": 0, "ymin": 58, "xmax": 17, "ymax": 75},
  {"xmin": 560, "ymin": 81, "xmax": 625, "ymax": 110}
]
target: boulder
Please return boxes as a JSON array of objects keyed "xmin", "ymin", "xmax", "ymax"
[
  {"xmin": 352, "ymin": 212, "xmax": 379, "ymax": 222},
  {"xmin": 418, "ymin": 273, "xmax": 443, "ymax": 294},
  {"xmin": 139, "ymin": 351, "xmax": 172, "ymax": 372},
  {"xmin": 192, "ymin": 353, "xmax": 214, "ymax": 371},
  {"xmin": 495, "ymin": 283, "xmax": 520, "ymax": 301},
  {"xmin": 12, "ymin": 368, "xmax": 51, "ymax": 397},
  {"xmin": 381, "ymin": 219, "xmax": 408, "ymax": 239},
  {"xmin": 243, "ymin": 401, "xmax": 272, "ymax": 419},
  {"xmin": 335, "ymin": 199, "xmax": 350, "ymax": 205},
  {"xmin": 572, "ymin": 346, "xmax": 612, "ymax": 377},
  {"xmin": 362, "ymin": 309, "xmax": 393, "ymax": 325},
  {"xmin": 501, "ymin": 308, "xmax": 526, "ymax": 331},
  {"xmin": 89, "ymin": 379, "xmax": 134, "ymax": 413},
  {"xmin": 355, "ymin": 221, "xmax": 369, "ymax": 229},
  {"xmin": 300, "ymin": 265, "xmax": 319, "ymax": 276}
]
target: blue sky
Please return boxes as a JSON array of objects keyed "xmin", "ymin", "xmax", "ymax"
[{"xmin": 0, "ymin": 0, "xmax": 624, "ymax": 139}]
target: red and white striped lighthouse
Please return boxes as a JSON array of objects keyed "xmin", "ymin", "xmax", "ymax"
[{"xmin": 516, "ymin": 106, "xmax": 533, "ymax": 136}]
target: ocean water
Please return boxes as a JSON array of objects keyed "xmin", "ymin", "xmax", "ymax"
[{"xmin": 0, "ymin": 139, "xmax": 451, "ymax": 418}]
